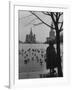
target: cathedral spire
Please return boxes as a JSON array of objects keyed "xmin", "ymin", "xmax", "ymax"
[{"xmin": 25, "ymin": 27, "xmax": 36, "ymax": 43}]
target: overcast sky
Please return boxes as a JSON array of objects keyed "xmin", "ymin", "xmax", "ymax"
[{"xmin": 18, "ymin": 10, "xmax": 63, "ymax": 42}]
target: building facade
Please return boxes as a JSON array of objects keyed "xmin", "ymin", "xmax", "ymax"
[
  {"xmin": 46, "ymin": 22, "xmax": 56, "ymax": 43},
  {"xmin": 25, "ymin": 28, "xmax": 36, "ymax": 43}
]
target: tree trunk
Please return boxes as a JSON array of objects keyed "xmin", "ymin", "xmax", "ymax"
[{"xmin": 56, "ymin": 30, "xmax": 63, "ymax": 77}]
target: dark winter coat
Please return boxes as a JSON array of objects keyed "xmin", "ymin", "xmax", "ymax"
[{"xmin": 45, "ymin": 45, "xmax": 58, "ymax": 69}]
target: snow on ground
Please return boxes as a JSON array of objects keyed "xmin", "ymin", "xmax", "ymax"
[{"xmin": 19, "ymin": 44, "xmax": 63, "ymax": 79}]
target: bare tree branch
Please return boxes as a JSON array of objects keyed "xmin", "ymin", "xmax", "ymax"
[
  {"xmin": 60, "ymin": 22, "xmax": 63, "ymax": 30},
  {"xmin": 59, "ymin": 28, "xmax": 63, "ymax": 32},
  {"xmin": 58, "ymin": 21, "xmax": 63, "ymax": 32},
  {"xmin": 42, "ymin": 11, "xmax": 51, "ymax": 16},
  {"xmin": 30, "ymin": 11, "xmax": 55, "ymax": 29},
  {"xmin": 53, "ymin": 13, "xmax": 56, "ymax": 17},
  {"xmin": 24, "ymin": 18, "xmax": 37, "ymax": 26},
  {"xmin": 19, "ymin": 14, "xmax": 33, "ymax": 20},
  {"xmin": 51, "ymin": 12, "xmax": 56, "ymax": 25},
  {"xmin": 58, "ymin": 21, "xmax": 63, "ymax": 23},
  {"xmin": 59, "ymin": 12, "xmax": 63, "ymax": 16},
  {"xmin": 58, "ymin": 12, "xmax": 63, "ymax": 19},
  {"xmin": 33, "ymin": 22, "xmax": 43, "ymax": 26}
]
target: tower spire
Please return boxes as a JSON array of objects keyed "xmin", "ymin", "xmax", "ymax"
[{"xmin": 49, "ymin": 22, "xmax": 55, "ymax": 40}]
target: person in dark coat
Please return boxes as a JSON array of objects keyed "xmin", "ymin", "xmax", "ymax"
[{"xmin": 45, "ymin": 41, "xmax": 58, "ymax": 75}]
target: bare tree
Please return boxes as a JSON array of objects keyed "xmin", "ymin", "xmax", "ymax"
[{"xmin": 30, "ymin": 11, "xmax": 63, "ymax": 77}]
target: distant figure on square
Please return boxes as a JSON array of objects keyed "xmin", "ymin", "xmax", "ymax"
[{"xmin": 45, "ymin": 41, "xmax": 58, "ymax": 75}]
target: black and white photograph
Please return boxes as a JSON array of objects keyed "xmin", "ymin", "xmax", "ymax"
[{"xmin": 18, "ymin": 10, "xmax": 63, "ymax": 79}]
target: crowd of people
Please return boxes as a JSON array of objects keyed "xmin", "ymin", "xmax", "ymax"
[
  {"xmin": 19, "ymin": 42, "xmax": 63, "ymax": 77},
  {"xmin": 19, "ymin": 48, "xmax": 46, "ymax": 66}
]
